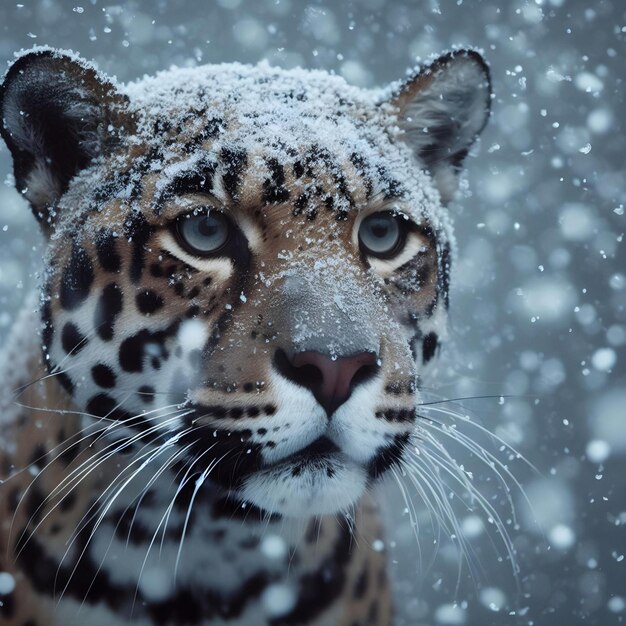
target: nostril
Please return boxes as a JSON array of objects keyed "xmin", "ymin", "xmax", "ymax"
[
  {"xmin": 349, "ymin": 360, "xmax": 379, "ymax": 392},
  {"xmin": 273, "ymin": 348, "xmax": 324, "ymax": 390},
  {"xmin": 273, "ymin": 348, "xmax": 379, "ymax": 417}
]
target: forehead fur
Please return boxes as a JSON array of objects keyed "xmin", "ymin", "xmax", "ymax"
[{"xmin": 57, "ymin": 61, "xmax": 451, "ymax": 242}]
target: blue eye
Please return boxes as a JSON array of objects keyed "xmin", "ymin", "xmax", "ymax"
[
  {"xmin": 176, "ymin": 210, "xmax": 231, "ymax": 256},
  {"xmin": 358, "ymin": 212, "xmax": 405, "ymax": 258}
]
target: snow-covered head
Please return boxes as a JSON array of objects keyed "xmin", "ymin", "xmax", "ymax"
[{"xmin": 0, "ymin": 48, "xmax": 491, "ymax": 517}]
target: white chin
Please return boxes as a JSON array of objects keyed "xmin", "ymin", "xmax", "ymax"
[{"xmin": 239, "ymin": 455, "xmax": 367, "ymax": 517}]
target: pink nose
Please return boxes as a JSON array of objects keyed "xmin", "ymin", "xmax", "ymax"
[{"xmin": 287, "ymin": 351, "xmax": 379, "ymax": 416}]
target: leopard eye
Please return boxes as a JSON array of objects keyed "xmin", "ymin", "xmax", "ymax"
[
  {"xmin": 358, "ymin": 212, "xmax": 406, "ymax": 258},
  {"xmin": 176, "ymin": 210, "xmax": 231, "ymax": 256}
]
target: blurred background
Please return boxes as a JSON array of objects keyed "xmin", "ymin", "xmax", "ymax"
[{"xmin": 0, "ymin": 1, "xmax": 624, "ymax": 625}]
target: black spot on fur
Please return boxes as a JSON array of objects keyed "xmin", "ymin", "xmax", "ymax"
[
  {"xmin": 59, "ymin": 491, "xmax": 77, "ymax": 512},
  {"xmin": 57, "ymin": 371, "xmax": 75, "ymax": 395},
  {"xmin": 293, "ymin": 160, "xmax": 304, "ymax": 179},
  {"xmin": 58, "ymin": 439, "xmax": 81, "ymax": 466},
  {"xmin": 94, "ymin": 283, "xmax": 123, "ymax": 341},
  {"xmin": 204, "ymin": 116, "xmax": 224, "ymax": 139},
  {"xmin": 195, "ymin": 404, "xmax": 227, "ymax": 419},
  {"xmin": 115, "ymin": 506, "xmax": 152, "ymax": 544},
  {"xmin": 59, "ymin": 243, "xmax": 94, "ymax": 311},
  {"xmin": 375, "ymin": 408, "xmax": 414, "ymax": 423},
  {"xmin": 221, "ymin": 145, "xmax": 248, "ymax": 200},
  {"xmin": 187, "ymin": 286, "xmax": 200, "ymax": 300},
  {"xmin": 118, "ymin": 327, "xmax": 173, "ymax": 373},
  {"xmin": 86, "ymin": 393, "xmax": 115, "ymax": 417},
  {"xmin": 124, "ymin": 212, "xmax": 152, "ymax": 284},
  {"xmin": 91, "ymin": 364, "xmax": 116, "ymax": 388},
  {"xmin": 41, "ymin": 298, "xmax": 53, "ymax": 350},
  {"xmin": 29, "ymin": 443, "xmax": 48, "ymax": 470},
  {"xmin": 262, "ymin": 158, "xmax": 290, "ymax": 204},
  {"xmin": 25, "ymin": 486, "xmax": 45, "ymax": 527},
  {"xmin": 422, "ymin": 332, "xmax": 439, "ymax": 364},
  {"xmin": 90, "ymin": 171, "xmax": 138, "ymax": 208},
  {"xmin": 438, "ymin": 242, "xmax": 451, "ymax": 309},
  {"xmin": 376, "ymin": 164, "xmax": 403, "ymax": 200},
  {"xmin": 151, "ymin": 572, "xmax": 271, "ymax": 623},
  {"xmin": 385, "ymin": 383, "xmax": 402, "ymax": 395},
  {"xmin": 61, "ymin": 322, "xmax": 87, "ymax": 355},
  {"xmin": 353, "ymin": 566, "xmax": 369, "ymax": 599},
  {"xmin": 136, "ymin": 290, "xmax": 164, "ymax": 315},
  {"xmin": 160, "ymin": 159, "xmax": 217, "ymax": 202},
  {"xmin": 95, "ymin": 228, "xmax": 121, "ymax": 273},
  {"xmin": 138, "ymin": 385, "xmax": 155, "ymax": 403},
  {"xmin": 0, "ymin": 589, "xmax": 15, "ymax": 618},
  {"xmin": 86, "ymin": 393, "xmax": 129, "ymax": 421},
  {"xmin": 150, "ymin": 262, "xmax": 163, "ymax": 277},
  {"xmin": 350, "ymin": 152, "xmax": 374, "ymax": 198}
]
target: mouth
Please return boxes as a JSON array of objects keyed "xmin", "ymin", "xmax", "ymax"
[
  {"xmin": 269, "ymin": 436, "xmax": 341, "ymax": 468},
  {"xmin": 239, "ymin": 435, "xmax": 368, "ymax": 517}
]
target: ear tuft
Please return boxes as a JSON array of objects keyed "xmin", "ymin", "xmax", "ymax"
[
  {"xmin": 386, "ymin": 49, "xmax": 492, "ymax": 204},
  {"xmin": 0, "ymin": 48, "xmax": 133, "ymax": 227}
]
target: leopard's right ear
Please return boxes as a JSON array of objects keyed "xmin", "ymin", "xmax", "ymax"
[
  {"xmin": 384, "ymin": 50, "xmax": 492, "ymax": 205},
  {"xmin": 0, "ymin": 48, "xmax": 133, "ymax": 230}
]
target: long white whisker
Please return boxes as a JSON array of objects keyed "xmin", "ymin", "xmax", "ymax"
[
  {"xmin": 77, "ymin": 444, "xmax": 191, "ymax": 613},
  {"xmin": 55, "ymin": 427, "xmax": 191, "ymax": 606},
  {"xmin": 15, "ymin": 411, "xmax": 190, "ymax": 560},
  {"xmin": 174, "ymin": 448, "xmax": 232, "ymax": 577}
]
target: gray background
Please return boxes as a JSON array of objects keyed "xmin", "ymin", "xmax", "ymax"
[{"xmin": 0, "ymin": 1, "xmax": 624, "ymax": 625}]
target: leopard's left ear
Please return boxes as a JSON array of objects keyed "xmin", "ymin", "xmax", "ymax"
[
  {"xmin": 385, "ymin": 49, "xmax": 492, "ymax": 204},
  {"xmin": 0, "ymin": 48, "xmax": 134, "ymax": 231}
]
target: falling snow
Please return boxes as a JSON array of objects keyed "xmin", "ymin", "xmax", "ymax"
[{"xmin": 0, "ymin": 2, "xmax": 624, "ymax": 626}]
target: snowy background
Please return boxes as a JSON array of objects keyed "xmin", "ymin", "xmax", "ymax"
[{"xmin": 0, "ymin": 1, "xmax": 624, "ymax": 625}]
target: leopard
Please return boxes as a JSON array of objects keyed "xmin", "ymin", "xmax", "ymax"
[{"xmin": 0, "ymin": 46, "xmax": 491, "ymax": 626}]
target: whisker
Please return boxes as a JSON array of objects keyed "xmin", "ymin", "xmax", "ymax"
[
  {"xmin": 14, "ymin": 411, "xmax": 190, "ymax": 560},
  {"xmin": 123, "ymin": 443, "xmax": 194, "ymax": 549},
  {"xmin": 55, "ymin": 426, "xmax": 193, "ymax": 606},
  {"xmin": 400, "ymin": 457, "xmax": 478, "ymax": 592},
  {"xmin": 77, "ymin": 444, "xmax": 191, "ymax": 613},
  {"xmin": 174, "ymin": 448, "xmax": 232, "ymax": 578},
  {"xmin": 130, "ymin": 445, "xmax": 216, "ymax": 617},
  {"xmin": 397, "ymin": 390, "xmax": 533, "ymax": 590},
  {"xmin": 418, "ymin": 394, "xmax": 531, "ymax": 407}
]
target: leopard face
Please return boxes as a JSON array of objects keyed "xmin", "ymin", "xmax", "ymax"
[{"xmin": 0, "ymin": 48, "xmax": 491, "ymax": 517}]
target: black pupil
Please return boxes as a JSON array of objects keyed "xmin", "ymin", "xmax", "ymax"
[
  {"xmin": 371, "ymin": 222, "xmax": 391, "ymax": 239},
  {"xmin": 198, "ymin": 216, "xmax": 220, "ymax": 237}
]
